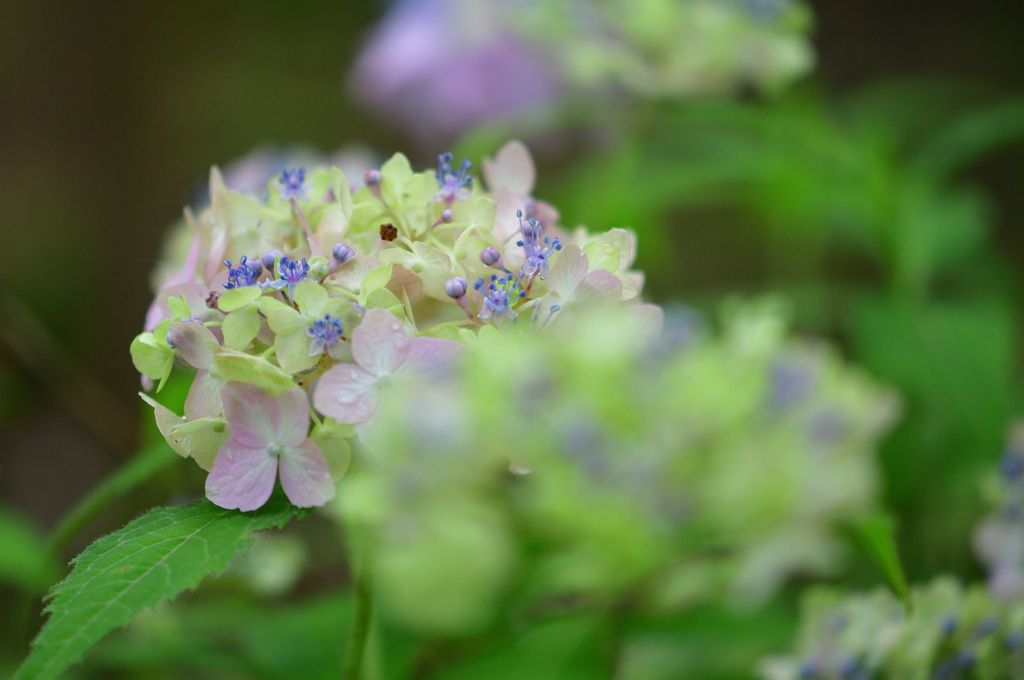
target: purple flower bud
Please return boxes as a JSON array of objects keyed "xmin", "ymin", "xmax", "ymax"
[
  {"xmin": 441, "ymin": 208, "xmax": 453, "ymax": 223},
  {"xmin": 363, "ymin": 169, "xmax": 381, "ymax": 185},
  {"xmin": 332, "ymin": 243, "xmax": 355, "ymax": 264},
  {"xmin": 480, "ymin": 246, "xmax": 502, "ymax": 268},
  {"xmin": 445, "ymin": 276, "xmax": 468, "ymax": 299},
  {"xmin": 247, "ymin": 257, "xmax": 263, "ymax": 277},
  {"xmin": 262, "ymin": 250, "xmax": 282, "ymax": 270}
]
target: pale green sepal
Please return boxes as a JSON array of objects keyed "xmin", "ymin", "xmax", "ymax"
[
  {"xmin": 222, "ymin": 307, "xmax": 261, "ymax": 351},
  {"xmin": 257, "ymin": 297, "xmax": 305, "ymax": 336},
  {"xmin": 292, "ymin": 281, "xmax": 329, "ymax": 315},
  {"xmin": 360, "ymin": 263, "xmax": 394, "ymax": 304},
  {"xmin": 130, "ymin": 333, "xmax": 175, "ymax": 391},
  {"xmin": 167, "ymin": 295, "xmax": 191, "ymax": 320},
  {"xmin": 379, "ymin": 242, "xmax": 454, "ymax": 300},
  {"xmin": 166, "ymin": 417, "xmax": 228, "ymax": 471},
  {"xmin": 273, "ymin": 331, "xmax": 319, "ymax": 375},
  {"xmin": 365, "ymin": 288, "xmax": 403, "ymax": 314},
  {"xmin": 310, "ymin": 420, "xmax": 352, "ymax": 479},
  {"xmin": 329, "ymin": 167, "xmax": 354, "ymax": 217},
  {"xmin": 379, "ymin": 153, "xmax": 414, "ymax": 207},
  {"xmin": 582, "ymin": 228, "xmax": 636, "ymax": 273},
  {"xmin": 138, "ymin": 392, "xmax": 188, "ymax": 458},
  {"xmin": 210, "ymin": 350, "xmax": 296, "ymax": 397},
  {"xmin": 218, "ymin": 286, "xmax": 263, "ymax": 312}
]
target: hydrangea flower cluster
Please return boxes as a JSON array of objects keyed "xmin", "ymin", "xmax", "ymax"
[
  {"xmin": 335, "ymin": 301, "xmax": 896, "ymax": 632},
  {"xmin": 760, "ymin": 579, "xmax": 1024, "ymax": 680},
  {"xmin": 132, "ymin": 141, "xmax": 647, "ymax": 511}
]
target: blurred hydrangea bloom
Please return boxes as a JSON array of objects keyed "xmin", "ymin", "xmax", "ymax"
[
  {"xmin": 974, "ymin": 424, "xmax": 1024, "ymax": 601},
  {"xmin": 336, "ymin": 300, "xmax": 896, "ymax": 633},
  {"xmin": 349, "ymin": 0, "xmax": 814, "ymax": 140},
  {"xmin": 132, "ymin": 141, "xmax": 648, "ymax": 512},
  {"xmin": 760, "ymin": 579, "xmax": 1024, "ymax": 680}
]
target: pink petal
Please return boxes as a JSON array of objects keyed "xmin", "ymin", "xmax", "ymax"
[
  {"xmin": 221, "ymin": 382, "xmax": 280, "ymax": 448},
  {"xmin": 394, "ymin": 336, "xmax": 464, "ymax": 380},
  {"xmin": 273, "ymin": 387, "xmax": 314, "ymax": 447},
  {"xmin": 205, "ymin": 438, "xmax": 278, "ymax": 512},
  {"xmin": 278, "ymin": 440, "xmax": 336, "ymax": 508},
  {"xmin": 168, "ymin": 322, "xmax": 220, "ymax": 369},
  {"xmin": 578, "ymin": 269, "xmax": 624, "ymax": 302},
  {"xmin": 483, "ymin": 140, "xmax": 535, "ymax": 196},
  {"xmin": 184, "ymin": 370, "xmax": 224, "ymax": 420},
  {"xmin": 313, "ymin": 363, "xmax": 380, "ymax": 424},
  {"xmin": 351, "ymin": 309, "xmax": 410, "ymax": 376}
]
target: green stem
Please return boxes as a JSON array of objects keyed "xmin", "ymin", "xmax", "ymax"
[
  {"xmin": 45, "ymin": 443, "xmax": 176, "ymax": 563},
  {"xmin": 342, "ymin": 551, "xmax": 374, "ymax": 680}
]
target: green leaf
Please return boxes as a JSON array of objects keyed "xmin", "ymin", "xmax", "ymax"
[
  {"xmin": 0, "ymin": 504, "xmax": 56, "ymax": 593},
  {"xmin": 14, "ymin": 494, "xmax": 312, "ymax": 680},
  {"xmin": 852, "ymin": 513, "xmax": 911, "ymax": 611}
]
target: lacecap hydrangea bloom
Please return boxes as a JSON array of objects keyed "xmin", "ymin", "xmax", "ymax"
[{"xmin": 132, "ymin": 141, "xmax": 648, "ymax": 511}]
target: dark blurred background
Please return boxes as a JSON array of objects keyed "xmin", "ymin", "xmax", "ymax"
[{"xmin": 1, "ymin": 0, "xmax": 1023, "ymax": 571}]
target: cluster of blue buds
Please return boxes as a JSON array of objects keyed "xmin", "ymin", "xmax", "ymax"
[
  {"xmin": 516, "ymin": 209, "xmax": 561, "ymax": 286},
  {"xmin": 275, "ymin": 167, "xmax": 312, "ymax": 202},
  {"xmin": 264, "ymin": 255, "xmax": 310, "ymax": 296},
  {"xmin": 223, "ymin": 255, "xmax": 262, "ymax": 289},
  {"xmin": 307, "ymin": 314, "xmax": 345, "ymax": 356},
  {"xmin": 435, "ymin": 152, "xmax": 473, "ymax": 204},
  {"xmin": 474, "ymin": 274, "xmax": 526, "ymax": 327}
]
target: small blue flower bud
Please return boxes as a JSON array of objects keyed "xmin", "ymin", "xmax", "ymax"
[
  {"xmin": 332, "ymin": 243, "xmax": 355, "ymax": 264},
  {"xmin": 246, "ymin": 256, "xmax": 263, "ymax": 277},
  {"xmin": 445, "ymin": 276, "xmax": 468, "ymax": 299},
  {"xmin": 442, "ymin": 208, "xmax": 453, "ymax": 223},
  {"xmin": 363, "ymin": 169, "xmax": 381, "ymax": 185},
  {"xmin": 480, "ymin": 246, "xmax": 502, "ymax": 268},
  {"xmin": 262, "ymin": 250, "xmax": 282, "ymax": 270}
]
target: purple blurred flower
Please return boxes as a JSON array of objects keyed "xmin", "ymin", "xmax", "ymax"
[{"xmin": 348, "ymin": 0, "xmax": 562, "ymax": 141}]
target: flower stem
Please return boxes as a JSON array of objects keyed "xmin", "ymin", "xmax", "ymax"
[
  {"xmin": 45, "ymin": 443, "xmax": 177, "ymax": 563},
  {"xmin": 343, "ymin": 548, "xmax": 374, "ymax": 680}
]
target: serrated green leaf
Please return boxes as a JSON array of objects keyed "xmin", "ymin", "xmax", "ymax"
[
  {"xmin": 14, "ymin": 494, "xmax": 312, "ymax": 680},
  {"xmin": 218, "ymin": 286, "xmax": 263, "ymax": 313}
]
